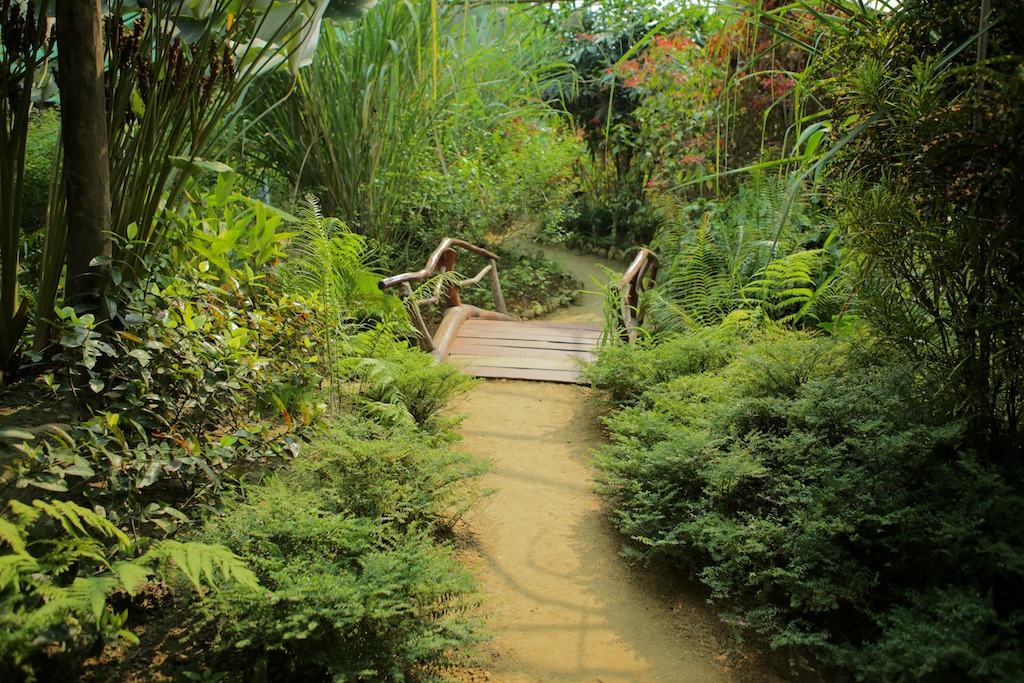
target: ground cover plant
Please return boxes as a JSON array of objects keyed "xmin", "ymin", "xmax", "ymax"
[
  {"xmin": 583, "ymin": 0, "xmax": 1024, "ymax": 680},
  {"xmin": 588, "ymin": 329, "xmax": 1024, "ymax": 680},
  {"xmin": 1, "ymin": 175, "xmax": 488, "ymax": 681}
]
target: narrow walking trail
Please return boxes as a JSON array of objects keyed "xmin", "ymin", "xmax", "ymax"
[{"xmin": 451, "ymin": 247, "xmax": 785, "ymax": 683}]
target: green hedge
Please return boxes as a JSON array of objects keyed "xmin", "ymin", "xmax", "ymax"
[
  {"xmin": 588, "ymin": 330, "xmax": 1024, "ymax": 681},
  {"xmin": 200, "ymin": 418, "xmax": 489, "ymax": 682}
]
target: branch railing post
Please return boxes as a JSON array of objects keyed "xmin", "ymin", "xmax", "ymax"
[
  {"xmin": 379, "ymin": 238, "xmax": 509, "ymax": 351},
  {"xmin": 439, "ymin": 248, "xmax": 461, "ymax": 308},
  {"xmin": 617, "ymin": 248, "xmax": 659, "ymax": 344},
  {"xmin": 487, "ymin": 258, "xmax": 507, "ymax": 315}
]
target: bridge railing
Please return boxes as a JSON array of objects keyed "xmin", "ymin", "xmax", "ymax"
[
  {"xmin": 378, "ymin": 238, "xmax": 508, "ymax": 351},
  {"xmin": 617, "ymin": 248, "xmax": 659, "ymax": 344}
]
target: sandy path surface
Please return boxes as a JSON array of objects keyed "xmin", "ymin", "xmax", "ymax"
[{"xmin": 451, "ymin": 247, "xmax": 785, "ymax": 683}]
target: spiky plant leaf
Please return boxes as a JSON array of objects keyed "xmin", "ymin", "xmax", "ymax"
[{"xmin": 145, "ymin": 540, "xmax": 261, "ymax": 596}]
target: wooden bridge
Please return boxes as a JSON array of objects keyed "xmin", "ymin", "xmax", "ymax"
[{"xmin": 379, "ymin": 239, "xmax": 657, "ymax": 384}]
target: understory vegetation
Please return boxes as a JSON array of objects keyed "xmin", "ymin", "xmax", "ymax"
[
  {"xmin": 583, "ymin": 0, "xmax": 1024, "ymax": 681},
  {"xmin": 2, "ymin": 0, "xmax": 1022, "ymax": 681}
]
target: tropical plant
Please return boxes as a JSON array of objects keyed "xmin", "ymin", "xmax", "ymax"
[
  {"xmin": 822, "ymin": 0, "xmax": 1024, "ymax": 454},
  {"xmin": 0, "ymin": 0, "xmax": 55, "ymax": 379},
  {"xmin": 200, "ymin": 417, "xmax": 488, "ymax": 681},
  {"xmin": 0, "ymin": 498, "xmax": 259, "ymax": 681},
  {"xmin": 8, "ymin": 180, "xmax": 322, "ymax": 533},
  {"xmin": 29, "ymin": 0, "xmax": 359, "ymax": 354},
  {"xmin": 256, "ymin": 0, "xmax": 575, "ymax": 260},
  {"xmin": 645, "ymin": 174, "xmax": 844, "ymax": 336},
  {"xmin": 281, "ymin": 194, "xmax": 406, "ymax": 410},
  {"xmin": 255, "ymin": 0, "xmax": 444, "ymax": 249}
]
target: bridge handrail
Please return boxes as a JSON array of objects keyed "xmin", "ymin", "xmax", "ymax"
[
  {"xmin": 378, "ymin": 237, "xmax": 508, "ymax": 351},
  {"xmin": 617, "ymin": 247, "xmax": 659, "ymax": 344},
  {"xmin": 379, "ymin": 238, "xmax": 500, "ymax": 289}
]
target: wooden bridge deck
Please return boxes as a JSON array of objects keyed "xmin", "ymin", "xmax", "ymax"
[{"xmin": 440, "ymin": 318, "xmax": 604, "ymax": 383}]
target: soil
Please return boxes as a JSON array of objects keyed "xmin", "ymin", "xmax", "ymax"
[{"xmin": 449, "ymin": 246, "xmax": 789, "ymax": 683}]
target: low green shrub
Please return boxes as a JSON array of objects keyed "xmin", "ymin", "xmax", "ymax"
[
  {"xmin": 592, "ymin": 330, "xmax": 1024, "ymax": 681},
  {"xmin": 0, "ymin": 498, "xmax": 258, "ymax": 682},
  {"xmin": 584, "ymin": 324, "xmax": 743, "ymax": 403},
  {"xmin": 348, "ymin": 342, "xmax": 478, "ymax": 431},
  {"xmin": 200, "ymin": 420, "xmax": 488, "ymax": 681}
]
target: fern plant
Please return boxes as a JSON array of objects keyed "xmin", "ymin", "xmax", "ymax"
[
  {"xmin": 646, "ymin": 175, "xmax": 845, "ymax": 335},
  {"xmin": 0, "ymin": 499, "xmax": 259, "ymax": 680},
  {"xmin": 283, "ymin": 194, "xmax": 405, "ymax": 409}
]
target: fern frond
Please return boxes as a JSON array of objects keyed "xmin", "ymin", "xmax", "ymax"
[
  {"xmin": 37, "ymin": 537, "xmax": 108, "ymax": 575},
  {"xmin": 111, "ymin": 560, "xmax": 153, "ymax": 598},
  {"xmin": 0, "ymin": 553, "xmax": 39, "ymax": 591},
  {"xmin": 144, "ymin": 540, "xmax": 261, "ymax": 597},
  {"xmin": 25, "ymin": 500, "xmax": 131, "ymax": 551},
  {"xmin": 0, "ymin": 517, "xmax": 27, "ymax": 554},
  {"xmin": 66, "ymin": 576, "xmax": 121, "ymax": 622}
]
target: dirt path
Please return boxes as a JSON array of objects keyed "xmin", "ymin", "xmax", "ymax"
[{"xmin": 451, "ymin": 248, "xmax": 786, "ymax": 683}]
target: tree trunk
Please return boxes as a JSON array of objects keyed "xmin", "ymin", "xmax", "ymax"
[{"xmin": 56, "ymin": 0, "xmax": 111, "ymax": 317}]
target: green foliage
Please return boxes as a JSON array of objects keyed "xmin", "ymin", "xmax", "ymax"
[
  {"xmin": 407, "ymin": 118, "xmax": 581, "ymax": 251},
  {"xmin": 591, "ymin": 330, "xmax": 1024, "ymax": 680},
  {"xmin": 459, "ymin": 247, "xmax": 580, "ymax": 319},
  {"xmin": 349, "ymin": 342, "xmax": 478, "ymax": 431},
  {"xmin": 200, "ymin": 419, "xmax": 488, "ymax": 682},
  {"xmin": 825, "ymin": 0, "xmax": 1024, "ymax": 453},
  {"xmin": 11, "ymin": 180, "xmax": 322, "ymax": 532},
  {"xmin": 0, "ymin": 499, "xmax": 258, "ymax": 681},
  {"xmin": 256, "ymin": 0, "xmax": 577, "ymax": 260},
  {"xmin": 585, "ymin": 324, "xmax": 742, "ymax": 403},
  {"xmin": 21, "ymin": 108, "xmax": 59, "ymax": 234},
  {"xmin": 647, "ymin": 175, "xmax": 847, "ymax": 336},
  {"xmin": 282, "ymin": 194, "xmax": 407, "ymax": 411},
  {"xmin": 33, "ymin": 0, "xmax": 332, "ymax": 352}
]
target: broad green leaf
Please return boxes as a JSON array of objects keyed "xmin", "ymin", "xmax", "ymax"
[
  {"xmin": 169, "ymin": 156, "xmax": 234, "ymax": 175},
  {"xmin": 0, "ymin": 428, "xmax": 35, "ymax": 441}
]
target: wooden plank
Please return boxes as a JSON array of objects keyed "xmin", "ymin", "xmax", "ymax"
[
  {"xmin": 449, "ymin": 337, "xmax": 597, "ymax": 353},
  {"xmin": 449, "ymin": 342, "xmax": 596, "ymax": 361},
  {"xmin": 457, "ymin": 328, "xmax": 603, "ymax": 344},
  {"xmin": 443, "ymin": 316, "xmax": 601, "ymax": 384},
  {"xmin": 449, "ymin": 355, "xmax": 585, "ymax": 371},
  {"xmin": 462, "ymin": 319, "xmax": 598, "ymax": 331},
  {"xmin": 461, "ymin": 320, "xmax": 603, "ymax": 338},
  {"xmin": 463, "ymin": 365, "xmax": 584, "ymax": 383}
]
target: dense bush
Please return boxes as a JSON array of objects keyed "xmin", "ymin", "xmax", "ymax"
[
  {"xmin": 590, "ymin": 329, "xmax": 1024, "ymax": 681},
  {"xmin": 3, "ymin": 183, "xmax": 331, "ymax": 678},
  {"xmin": 825, "ymin": 0, "xmax": 1024, "ymax": 455},
  {"xmin": 200, "ymin": 417, "xmax": 488, "ymax": 682},
  {"xmin": 407, "ymin": 118, "xmax": 581, "ymax": 252},
  {"xmin": 21, "ymin": 108, "xmax": 59, "ymax": 235},
  {"xmin": 10, "ymin": 181, "xmax": 322, "ymax": 532},
  {"xmin": 348, "ymin": 341, "xmax": 479, "ymax": 431}
]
